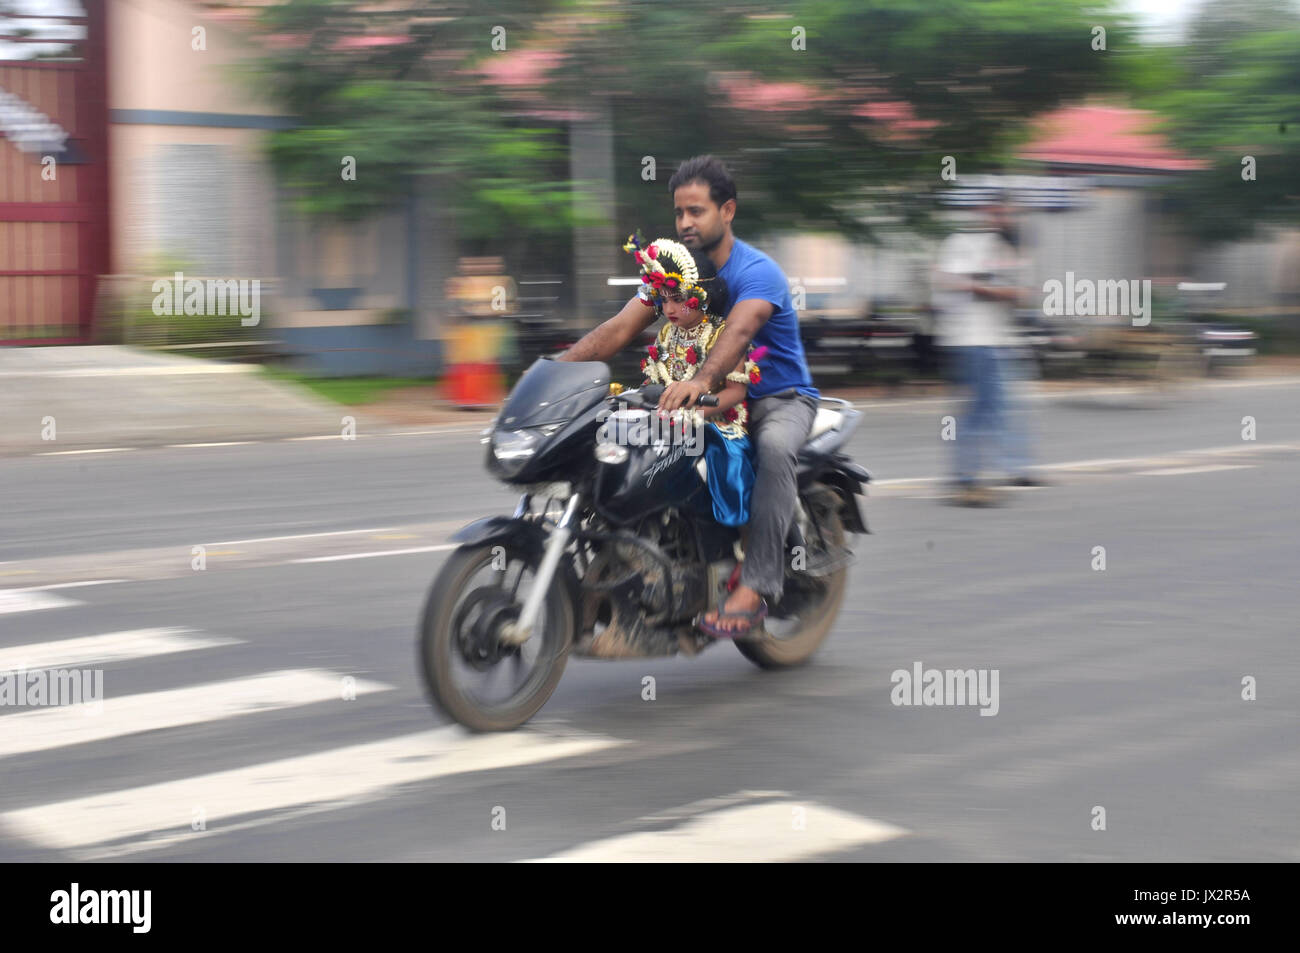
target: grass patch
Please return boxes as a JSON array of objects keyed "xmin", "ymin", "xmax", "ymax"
[{"xmin": 261, "ymin": 368, "xmax": 438, "ymax": 405}]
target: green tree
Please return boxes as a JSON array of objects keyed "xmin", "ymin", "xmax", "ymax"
[
  {"xmin": 252, "ymin": 0, "xmax": 1132, "ymax": 243},
  {"xmin": 251, "ymin": 0, "xmax": 579, "ymax": 239},
  {"xmin": 540, "ymin": 0, "xmax": 1136, "ymax": 240},
  {"xmin": 1131, "ymin": 0, "xmax": 1300, "ymax": 241}
]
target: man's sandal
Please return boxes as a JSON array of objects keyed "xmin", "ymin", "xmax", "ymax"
[{"xmin": 696, "ymin": 599, "xmax": 768, "ymax": 640}]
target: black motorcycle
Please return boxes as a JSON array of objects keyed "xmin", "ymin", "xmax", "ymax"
[{"xmin": 418, "ymin": 357, "xmax": 871, "ymax": 731}]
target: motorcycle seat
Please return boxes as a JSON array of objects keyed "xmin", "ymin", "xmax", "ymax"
[
  {"xmin": 807, "ymin": 407, "xmax": 843, "ymax": 441},
  {"xmin": 695, "ymin": 404, "xmax": 858, "ymax": 482}
]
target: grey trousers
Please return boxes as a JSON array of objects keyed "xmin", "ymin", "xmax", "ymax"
[{"xmin": 739, "ymin": 391, "xmax": 818, "ymax": 602}]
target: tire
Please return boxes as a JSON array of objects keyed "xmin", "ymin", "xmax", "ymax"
[
  {"xmin": 418, "ymin": 541, "xmax": 573, "ymax": 732},
  {"xmin": 735, "ymin": 503, "xmax": 850, "ymax": 670}
]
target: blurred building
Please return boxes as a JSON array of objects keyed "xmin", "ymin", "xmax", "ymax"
[
  {"xmin": 0, "ymin": 0, "xmax": 452, "ymax": 373},
  {"xmin": 782, "ymin": 104, "xmax": 1300, "ymax": 320},
  {"xmin": 0, "ymin": 0, "xmax": 108, "ymax": 343},
  {"xmin": 3, "ymin": 4, "xmax": 1294, "ymax": 364}
]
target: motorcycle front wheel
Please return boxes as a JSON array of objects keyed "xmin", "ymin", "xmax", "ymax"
[{"xmin": 418, "ymin": 541, "xmax": 573, "ymax": 732}]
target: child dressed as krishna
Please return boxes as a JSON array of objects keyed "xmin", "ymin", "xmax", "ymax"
[{"xmin": 620, "ymin": 233, "xmax": 767, "ymax": 527}]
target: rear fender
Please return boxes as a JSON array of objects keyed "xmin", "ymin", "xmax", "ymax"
[{"xmin": 811, "ymin": 469, "xmax": 870, "ymax": 535}]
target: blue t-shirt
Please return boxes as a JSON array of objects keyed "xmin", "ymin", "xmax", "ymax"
[{"xmin": 717, "ymin": 238, "xmax": 819, "ymax": 400}]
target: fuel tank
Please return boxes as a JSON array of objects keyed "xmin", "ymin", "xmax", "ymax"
[{"xmin": 593, "ymin": 408, "xmax": 713, "ymax": 525}]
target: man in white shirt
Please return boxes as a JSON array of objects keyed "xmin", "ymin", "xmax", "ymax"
[{"xmin": 933, "ymin": 197, "xmax": 1041, "ymax": 505}]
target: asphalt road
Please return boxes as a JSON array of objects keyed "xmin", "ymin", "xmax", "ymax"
[{"xmin": 1, "ymin": 376, "xmax": 1297, "ymax": 861}]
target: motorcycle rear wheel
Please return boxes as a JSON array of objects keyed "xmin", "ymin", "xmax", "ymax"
[{"xmin": 735, "ymin": 503, "xmax": 849, "ymax": 669}]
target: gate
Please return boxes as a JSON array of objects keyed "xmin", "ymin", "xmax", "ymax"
[{"xmin": 0, "ymin": 0, "xmax": 109, "ymax": 344}]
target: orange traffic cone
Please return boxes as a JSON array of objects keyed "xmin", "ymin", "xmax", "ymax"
[{"xmin": 444, "ymin": 361, "xmax": 504, "ymax": 408}]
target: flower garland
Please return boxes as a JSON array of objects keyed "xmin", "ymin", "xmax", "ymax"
[
  {"xmin": 638, "ymin": 329, "xmax": 768, "ymax": 435},
  {"xmin": 622, "ymin": 232, "xmax": 708, "ymax": 312}
]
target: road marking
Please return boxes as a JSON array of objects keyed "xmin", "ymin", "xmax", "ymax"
[
  {"xmin": 871, "ymin": 441, "xmax": 1298, "ymax": 487},
  {"xmin": 5, "ymin": 580, "xmax": 125, "ymax": 592},
  {"xmin": 526, "ymin": 797, "xmax": 908, "ymax": 862},
  {"xmin": 1194, "ymin": 442, "xmax": 1298, "ymax": 455},
  {"xmin": 872, "ymin": 476, "xmax": 941, "ymax": 487},
  {"xmin": 205, "ymin": 527, "xmax": 399, "ymax": 546},
  {"xmin": 1037, "ymin": 455, "xmax": 1175, "ymax": 471},
  {"xmin": 0, "ymin": 590, "xmax": 79, "ymax": 615},
  {"xmin": 169, "ymin": 442, "xmax": 255, "ymax": 448},
  {"xmin": 0, "ymin": 629, "xmax": 241, "ymax": 673},
  {"xmin": 1133, "ymin": 464, "xmax": 1255, "ymax": 477},
  {"xmin": 35, "ymin": 448, "xmax": 134, "ymax": 456},
  {"xmin": 292, "ymin": 545, "xmax": 457, "ymax": 563},
  {"xmin": 379, "ymin": 428, "xmax": 488, "ymax": 436},
  {"xmin": 0, "ymin": 364, "xmax": 254, "ymax": 378},
  {"xmin": 283, "ymin": 434, "xmax": 349, "ymax": 442},
  {"xmin": 0, "ymin": 669, "xmax": 392, "ymax": 759},
  {"xmin": 1, "ymin": 726, "xmax": 625, "ymax": 856}
]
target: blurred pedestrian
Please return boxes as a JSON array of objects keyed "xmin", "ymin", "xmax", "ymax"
[{"xmin": 932, "ymin": 193, "xmax": 1043, "ymax": 505}]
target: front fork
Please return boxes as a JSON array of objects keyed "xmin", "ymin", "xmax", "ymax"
[{"xmin": 497, "ymin": 493, "xmax": 581, "ymax": 646}]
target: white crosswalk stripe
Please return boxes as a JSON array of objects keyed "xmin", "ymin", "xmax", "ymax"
[
  {"xmin": 524, "ymin": 793, "xmax": 908, "ymax": 862},
  {"xmin": 0, "ymin": 590, "xmax": 79, "ymax": 615},
  {"xmin": 0, "ymin": 592, "xmax": 899, "ymax": 862},
  {"xmin": 0, "ymin": 726, "xmax": 627, "ymax": 857},
  {"xmin": 0, "ymin": 628, "xmax": 240, "ymax": 672},
  {"xmin": 0, "ymin": 669, "xmax": 392, "ymax": 758}
]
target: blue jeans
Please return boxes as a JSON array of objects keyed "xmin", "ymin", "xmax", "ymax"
[{"xmin": 951, "ymin": 346, "xmax": 1034, "ymax": 483}]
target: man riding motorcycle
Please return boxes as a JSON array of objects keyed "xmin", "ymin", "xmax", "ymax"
[{"xmin": 560, "ymin": 155, "xmax": 819, "ymax": 637}]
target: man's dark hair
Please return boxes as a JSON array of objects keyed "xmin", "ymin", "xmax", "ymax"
[
  {"xmin": 668, "ymin": 155, "xmax": 737, "ymax": 209},
  {"xmin": 692, "ymin": 250, "xmax": 730, "ymax": 317}
]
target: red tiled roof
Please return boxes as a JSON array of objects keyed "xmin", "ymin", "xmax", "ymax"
[
  {"xmin": 1019, "ymin": 104, "xmax": 1206, "ymax": 172},
  {"xmin": 478, "ymin": 49, "xmax": 566, "ymax": 88}
]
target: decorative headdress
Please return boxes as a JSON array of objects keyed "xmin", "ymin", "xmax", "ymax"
[{"xmin": 622, "ymin": 231, "xmax": 719, "ymax": 314}]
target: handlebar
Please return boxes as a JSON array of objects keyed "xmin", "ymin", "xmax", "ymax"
[{"xmin": 615, "ymin": 385, "xmax": 719, "ymax": 409}]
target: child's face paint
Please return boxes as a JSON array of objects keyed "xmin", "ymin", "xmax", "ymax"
[{"xmin": 663, "ymin": 295, "xmax": 703, "ymax": 328}]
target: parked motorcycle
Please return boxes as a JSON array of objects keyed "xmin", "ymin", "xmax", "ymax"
[{"xmin": 418, "ymin": 357, "xmax": 871, "ymax": 731}]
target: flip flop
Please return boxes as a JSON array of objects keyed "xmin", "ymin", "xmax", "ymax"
[{"xmin": 696, "ymin": 599, "xmax": 768, "ymax": 640}]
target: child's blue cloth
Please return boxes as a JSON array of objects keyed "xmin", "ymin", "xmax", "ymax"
[{"xmin": 702, "ymin": 422, "xmax": 755, "ymax": 526}]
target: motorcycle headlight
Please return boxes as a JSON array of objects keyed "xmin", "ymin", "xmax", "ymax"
[{"xmin": 492, "ymin": 428, "xmax": 540, "ymax": 475}]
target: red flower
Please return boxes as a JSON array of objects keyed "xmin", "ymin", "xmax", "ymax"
[
  {"xmin": 724, "ymin": 407, "xmax": 738, "ymax": 422},
  {"xmin": 640, "ymin": 357, "xmax": 647, "ymax": 371},
  {"xmin": 665, "ymin": 278, "xmax": 677, "ymax": 288},
  {"xmin": 749, "ymin": 368, "xmax": 761, "ymax": 384},
  {"xmin": 686, "ymin": 296, "xmax": 699, "ymax": 309},
  {"xmin": 648, "ymin": 345, "xmax": 659, "ymax": 360},
  {"xmin": 686, "ymin": 346, "xmax": 698, "ymax": 365},
  {"xmin": 640, "ymin": 274, "xmax": 651, "ymax": 283},
  {"xmin": 647, "ymin": 244, "xmax": 658, "ymax": 260},
  {"xmin": 749, "ymin": 345, "xmax": 768, "ymax": 362},
  {"xmin": 650, "ymin": 273, "xmax": 664, "ymax": 286}
]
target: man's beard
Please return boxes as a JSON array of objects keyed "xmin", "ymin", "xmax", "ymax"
[{"xmin": 684, "ymin": 227, "xmax": 724, "ymax": 252}]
